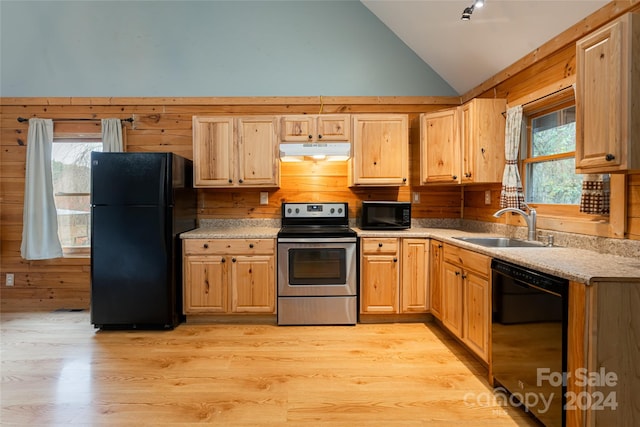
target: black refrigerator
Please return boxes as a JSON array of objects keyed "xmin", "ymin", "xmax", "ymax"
[{"xmin": 90, "ymin": 152, "xmax": 197, "ymax": 329}]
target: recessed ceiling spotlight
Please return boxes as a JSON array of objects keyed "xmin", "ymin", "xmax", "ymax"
[{"xmin": 474, "ymin": 0, "xmax": 484, "ymax": 8}]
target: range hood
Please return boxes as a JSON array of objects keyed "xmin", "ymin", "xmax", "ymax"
[{"xmin": 279, "ymin": 142, "xmax": 351, "ymax": 162}]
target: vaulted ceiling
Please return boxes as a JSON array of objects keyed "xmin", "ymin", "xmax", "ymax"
[{"xmin": 362, "ymin": 0, "xmax": 609, "ymax": 95}]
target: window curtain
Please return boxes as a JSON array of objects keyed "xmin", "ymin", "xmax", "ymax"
[
  {"xmin": 101, "ymin": 118, "xmax": 123, "ymax": 152},
  {"xmin": 20, "ymin": 119, "xmax": 63, "ymax": 260},
  {"xmin": 499, "ymin": 105, "xmax": 526, "ymax": 209},
  {"xmin": 580, "ymin": 174, "xmax": 610, "ymax": 214}
]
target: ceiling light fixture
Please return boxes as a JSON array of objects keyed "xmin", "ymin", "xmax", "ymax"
[
  {"xmin": 461, "ymin": 5, "xmax": 474, "ymax": 21},
  {"xmin": 461, "ymin": 0, "xmax": 485, "ymax": 21}
]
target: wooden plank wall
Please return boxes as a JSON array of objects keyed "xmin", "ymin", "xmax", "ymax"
[
  {"xmin": 0, "ymin": 98, "xmax": 460, "ymax": 312},
  {"xmin": 2, "ymin": 1, "xmax": 639, "ymax": 312}
]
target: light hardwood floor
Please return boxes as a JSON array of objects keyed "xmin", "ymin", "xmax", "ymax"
[{"xmin": 1, "ymin": 312, "xmax": 539, "ymax": 426}]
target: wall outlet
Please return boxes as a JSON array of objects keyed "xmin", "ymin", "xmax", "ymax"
[
  {"xmin": 260, "ymin": 192, "xmax": 269, "ymax": 205},
  {"xmin": 6, "ymin": 273, "xmax": 14, "ymax": 286},
  {"xmin": 484, "ymin": 190, "xmax": 491, "ymax": 205},
  {"xmin": 412, "ymin": 192, "xmax": 420, "ymax": 203}
]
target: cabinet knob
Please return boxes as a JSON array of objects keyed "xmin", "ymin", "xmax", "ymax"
[
  {"xmin": 318, "ymin": 134, "xmax": 323, "ymax": 139},
  {"xmin": 462, "ymin": 274, "xmax": 467, "ymax": 279},
  {"xmin": 452, "ymin": 175, "xmax": 457, "ymax": 180},
  {"xmin": 228, "ymin": 179, "xmax": 233, "ymax": 183},
  {"xmin": 203, "ymin": 243, "xmax": 209, "ymax": 249},
  {"xmin": 238, "ymin": 179, "xmax": 243, "ymax": 184},
  {"xmin": 232, "ymin": 257, "xmax": 236, "ymax": 263},
  {"xmin": 249, "ymin": 243, "xmax": 254, "ymax": 248},
  {"xmin": 438, "ymin": 244, "xmax": 443, "ymax": 249},
  {"xmin": 373, "ymin": 161, "xmax": 377, "ymax": 165},
  {"xmin": 605, "ymin": 153, "xmax": 615, "ymax": 161},
  {"xmin": 221, "ymin": 258, "xmax": 225, "ymax": 263},
  {"xmin": 308, "ymin": 134, "xmax": 313, "ymax": 139},
  {"xmin": 465, "ymin": 173, "xmax": 472, "ymax": 178},
  {"xmin": 455, "ymin": 271, "xmax": 460, "ymax": 276},
  {"xmin": 393, "ymin": 257, "xmax": 398, "ymax": 262},
  {"xmin": 378, "ymin": 243, "xmax": 383, "ymax": 247},
  {"xmin": 402, "ymin": 177, "xmax": 407, "ymax": 182}
]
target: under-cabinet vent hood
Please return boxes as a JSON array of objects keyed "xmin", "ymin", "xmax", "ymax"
[{"xmin": 279, "ymin": 142, "xmax": 351, "ymax": 162}]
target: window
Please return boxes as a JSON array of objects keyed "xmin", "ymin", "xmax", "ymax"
[
  {"xmin": 52, "ymin": 132, "xmax": 102, "ymax": 257},
  {"xmin": 522, "ymin": 101, "xmax": 582, "ymax": 206}
]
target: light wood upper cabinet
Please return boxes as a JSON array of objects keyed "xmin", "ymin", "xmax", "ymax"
[
  {"xmin": 418, "ymin": 98, "xmax": 505, "ymax": 185},
  {"xmin": 350, "ymin": 114, "xmax": 409, "ymax": 186},
  {"xmin": 236, "ymin": 116, "xmax": 280, "ymax": 186},
  {"xmin": 280, "ymin": 114, "xmax": 350, "ymax": 142},
  {"xmin": 192, "ymin": 116, "xmax": 234, "ymax": 186},
  {"xmin": 576, "ymin": 13, "xmax": 640, "ymax": 173},
  {"xmin": 192, "ymin": 116, "xmax": 280, "ymax": 187},
  {"xmin": 183, "ymin": 239, "xmax": 276, "ymax": 315},
  {"xmin": 459, "ymin": 98, "xmax": 506, "ymax": 183}
]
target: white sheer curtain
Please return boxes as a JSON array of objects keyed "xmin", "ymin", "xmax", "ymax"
[
  {"xmin": 20, "ymin": 119, "xmax": 63, "ymax": 260},
  {"xmin": 101, "ymin": 118, "xmax": 123, "ymax": 152},
  {"xmin": 499, "ymin": 105, "xmax": 526, "ymax": 209}
]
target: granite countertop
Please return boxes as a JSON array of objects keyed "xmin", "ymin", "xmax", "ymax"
[
  {"xmin": 355, "ymin": 227, "xmax": 640, "ymax": 285},
  {"xmin": 181, "ymin": 224, "xmax": 640, "ymax": 285}
]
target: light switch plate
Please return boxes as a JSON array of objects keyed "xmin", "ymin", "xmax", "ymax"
[
  {"xmin": 260, "ymin": 192, "xmax": 269, "ymax": 205},
  {"xmin": 412, "ymin": 192, "xmax": 420, "ymax": 203},
  {"xmin": 5, "ymin": 273, "xmax": 14, "ymax": 286},
  {"xmin": 484, "ymin": 190, "xmax": 491, "ymax": 205}
]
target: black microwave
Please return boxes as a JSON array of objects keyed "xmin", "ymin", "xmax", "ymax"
[{"xmin": 361, "ymin": 201, "xmax": 411, "ymax": 230}]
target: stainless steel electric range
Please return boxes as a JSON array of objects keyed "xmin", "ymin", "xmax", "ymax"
[{"xmin": 277, "ymin": 202, "xmax": 357, "ymax": 325}]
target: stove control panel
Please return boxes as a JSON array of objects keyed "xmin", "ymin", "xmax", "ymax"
[{"xmin": 283, "ymin": 203, "xmax": 347, "ymax": 219}]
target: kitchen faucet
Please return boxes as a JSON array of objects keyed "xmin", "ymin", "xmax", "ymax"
[{"xmin": 493, "ymin": 207, "xmax": 537, "ymax": 241}]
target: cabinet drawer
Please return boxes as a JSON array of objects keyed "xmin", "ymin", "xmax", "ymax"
[
  {"xmin": 443, "ymin": 244, "xmax": 490, "ymax": 276},
  {"xmin": 184, "ymin": 239, "xmax": 275, "ymax": 255},
  {"xmin": 361, "ymin": 238, "xmax": 399, "ymax": 254}
]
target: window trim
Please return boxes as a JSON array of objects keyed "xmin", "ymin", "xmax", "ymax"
[
  {"xmin": 507, "ymin": 77, "xmax": 626, "ymax": 239},
  {"xmin": 52, "ymin": 123, "xmax": 102, "ymax": 257}
]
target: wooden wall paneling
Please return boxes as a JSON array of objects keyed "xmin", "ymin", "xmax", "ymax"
[{"xmin": 628, "ymin": 173, "xmax": 640, "ymax": 239}]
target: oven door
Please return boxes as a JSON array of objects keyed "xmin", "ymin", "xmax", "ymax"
[{"xmin": 277, "ymin": 240, "xmax": 357, "ymax": 297}]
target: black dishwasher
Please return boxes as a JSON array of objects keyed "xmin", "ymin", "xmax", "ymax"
[{"xmin": 491, "ymin": 259, "xmax": 568, "ymax": 427}]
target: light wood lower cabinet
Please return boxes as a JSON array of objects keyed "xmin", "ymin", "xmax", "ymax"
[
  {"xmin": 429, "ymin": 240, "xmax": 444, "ymax": 320},
  {"xmin": 441, "ymin": 243, "xmax": 491, "ymax": 363},
  {"xmin": 360, "ymin": 237, "xmax": 429, "ymax": 315},
  {"xmin": 183, "ymin": 239, "xmax": 276, "ymax": 315}
]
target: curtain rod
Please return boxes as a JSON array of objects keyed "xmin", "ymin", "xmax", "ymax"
[{"xmin": 17, "ymin": 116, "xmax": 134, "ymax": 123}]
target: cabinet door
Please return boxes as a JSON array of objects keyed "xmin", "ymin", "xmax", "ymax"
[
  {"xmin": 421, "ymin": 110, "xmax": 459, "ymax": 184},
  {"xmin": 360, "ymin": 254, "xmax": 399, "ymax": 313},
  {"xmin": 463, "ymin": 271, "xmax": 490, "ymax": 362},
  {"xmin": 401, "ymin": 239, "xmax": 429, "ymax": 313},
  {"xmin": 442, "ymin": 261, "xmax": 463, "ymax": 338},
  {"xmin": 429, "ymin": 240, "xmax": 444, "ymax": 319},
  {"xmin": 183, "ymin": 257, "xmax": 228, "ymax": 313},
  {"xmin": 230, "ymin": 255, "xmax": 275, "ymax": 313},
  {"xmin": 280, "ymin": 116, "xmax": 316, "ymax": 142},
  {"xmin": 316, "ymin": 114, "xmax": 350, "ymax": 141},
  {"xmin": 351, "ymin": 114, "xmax": 408, "ymax": 186},
  {"xmin": 576, "ymin": 17, "xmax": 627, "ymax": 172},
  {"xmin": 459, "ymin": 99, "xmax": 506, "ymax": 183},
  {"xmin": 192, "ymin": 117, "xmax": 234, "ymax": 187},
  {"xmin": 237, "ymin": 116, "xmax": 280, "ymax": 186}
]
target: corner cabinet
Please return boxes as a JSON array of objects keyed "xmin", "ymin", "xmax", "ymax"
[
  {"xmin": 192, "ymin": 116, "xmax": 280, "ymax": 187},
  {"xmin": 183, "ymin": 239, "xmax": 276, "ymax": 315},
  {"xmin": 418, "ymin": 98, "xmax": 505, "ymax": 185},
  {"xmin": 280, "ymin": 114, "xmax": 350, "ymax": 142},
  {"xmin": 575, "ymin": 13, "xmax": 639, "ymax": 173},
  {"xmin": 350, "ymin": 114, "xmax": 409, "ymax": 186},
  {"xmin": 441, "ymin": 243, "xmax": 491, "ymax": 363},
  {"xmin": 360, "ymin": 237, "xmax": 428, "ymax": 315}
]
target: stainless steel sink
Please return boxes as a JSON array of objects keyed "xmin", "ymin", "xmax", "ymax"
[{"xmin": 453, "ymin": 236, "xmax": 545, "ymax": 248}]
